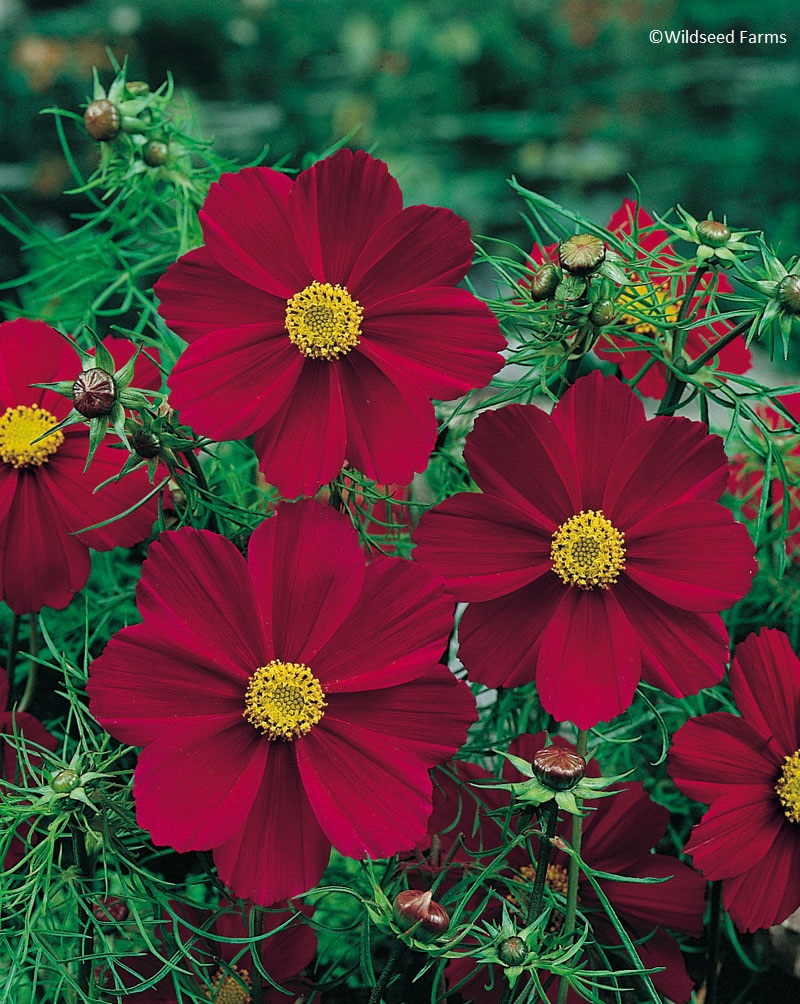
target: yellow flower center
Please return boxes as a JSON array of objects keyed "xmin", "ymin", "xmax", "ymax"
[
  {"xmin": 618, "ymin": 281, "xmax": 680, "ymax": 339},
  {"xmin": 242, "ymin": 659, "xmax": 327, "ymax": 741},
  {"xmin": 0, "ymin": 404, "xmax": 64, "ymax": 469},
  {"xmin": 551, "ymin": 509, "xmax": 626, "ymax": 590},
  {"xmin": 206, "ymin": 964, "xmax": 251, "ymax": 1004},
  {"xmin": 776, "ymin": 749, "xmax": 800, "ymax": 824},
  {"xmin": 285, "ymin": 281, "xmax": 363, "ymax": 359}
]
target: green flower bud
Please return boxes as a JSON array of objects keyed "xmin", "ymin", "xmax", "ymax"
[
  {"xmin": 559, "ymin": 234, "xmax": 606, "ymax": 276},
  {"xmin": 589, "ymin": 298, "xmax": 616, "ymax": 326},
  {"xmin": 498, "ymin": 936, "xmax": 527, "ymax": 965},
  {"xmin": 530, "ymin": 263, "xmax": 560, "ymax": 301},
  {"xmin": 130, "ymin": 427, "xmax": 162, "ymax": 459},
  {"xmin": 696, "ymin": 220, "xmax": 732, "ymax": 248},
  {"xmin": 777, "ymin": 275, "xmax": 800, "ymax": 316},
  {"xmin": 143, "ymin": 140, "xmax": 170, "ymax": 167},
  {"xmin": 50, "ymin": 769, "xmax": 80, "ymax": 794}
]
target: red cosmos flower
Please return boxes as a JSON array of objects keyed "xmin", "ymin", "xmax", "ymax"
[
  {"xmin": 0, "ymin": 319, "xmax": 158, "ymax": 614},
  {"xmin": 412, "ymin": 371, "xmax": 756, "ymax": 728},
  {"xmin": 155, "ymin": 148, "xmax": 505, "ymax": 498},
  {"xmin": 728, "ymin": 393, "xmax": 800, "ymax": 564},
  {"xmin": 416, "ymin": 733, "xmax": 705, "ymax": 1004},
  {"xmin": 529, "ymin": 199, "xmax": 751, "ymax": 399},
  {"xmin": 669, "ymin": 629, "xmax": 800, "ymax": 932},
  {"xmin": 109, "ymin": 898, "xmax": 316, "ymax": 1003},
  {"xmin": 0, "ymin": 667, "xmax": 57, "ymax": 869},
  {"xmin": 87, "ymin": 500, "xmax": 476, "ymax": 905}
]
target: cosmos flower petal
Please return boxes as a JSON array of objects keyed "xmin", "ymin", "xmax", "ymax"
[
  {"xmin": 463, "ymin": 404, "xmax": 580, "ymax": 526},
  {"xmin": 603, "ymin": 416, "xmax": 729, "ymax": 524},
  {"xmin": 337, "ymin": 351, "xmax": 438, "ymax": 485},
  {"xmin": 213, "ymin": 742, "xmax": 332, "ymax": 905},
  {"xmin": 551, "ymin": 371, "xmax": 646, "ymax": 507},
  {"xmin": 0, "ymin": 318, "xmax": 77, "ymax": 413},
  {"xmin": 199, "ymin": 167, "xmax": 311, "ymax": 297},
  {"xmin": 729, "ymin": 629, "xmax": 800, "ymax": 755},
  {"xmin": 683, "ymin": 789, "xmax": 785, "ymax": 881},
  {"xmin": 629, "ymin": 928, "xmax": 698, "ymax": 1004},
  {"xmin": 457, "ymin": 575, "xmax": 565, "ymax": 688},
  {"xmin": 133, "ymin": 721, "xmax": 269, "ymax": 851},
  {"xmin": 721, "ymin": 825, "xmax": 800, "ymax": 931},
  {"xmin": 314, "ymin": 557, "xmax": 455, "ymax": 692},
  {"xmin": 624, "ymin": 501, "xmax": 756, "ymax": 611},
  {"xmin": 349, "ymin": 205, "xmax": 474, "ymax": 303},
  {"xmin": 413, "ymin": 493, "xmax": 553, "ymax": 601},
  {"xmin": 359, "ymin": 286, "xmax": 504, "ymax": 400},
  {"xmin": 246, "ymin": 502, "xmax": 365, "ymax": 665},
  {"xmin": 252, "ymin": 362, "xmax": 347, "ymax": 496},
  {"xmin": 168, "ymin": 325, "xmax": 305, "ymax": 441},
  {"xmin": 536, "ymin": 587, "xmax": 641, "ymax": 728},
  {"xmin": 613, "ymin": 578, "xmax": 729, "ymax": 696},
  {"xmin": 298, "ymin": 672, "xmax": 474, "ymax": 858},
  {"xmin": 288, "ymin": 148, "xmax": 403, "ymax": 283},
  {"xmin": 600, "ymin": 855, "xmax": 706, "ymax": 939},
  {"xmin": 153, "ymin": 245, "xmax": 286, "ymax": 343},
  {"xmin": 578, "ymin": 781, "xmax": 669, "ymax": 873},
  {"xmin": 668, "ymin": 713, "xmax": 780, "ymax": 805}
]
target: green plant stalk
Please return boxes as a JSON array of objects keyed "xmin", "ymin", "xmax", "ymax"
[
  {"xmin": 686, "ymin": 317, "xmax": 752, "ymax": 374},
  {"xmin": 180, "ymin": 448, "xmax": 220, "ymax": 534},
  {"xmin": 525, "ymin": 799, "xmax": 560, "ymax": 927},
  {"xmin": 657, "ymin": 265, "xmax": 709, "ymax": 415},
  {"xmin": 16, "ymin": 617, "xmax": 39, "ymax": 714},
  {"xmin": 368, "ymin": 940, "xmax": 404, "ymax": 1004},
  {"xmin": 251, "ymin": 907, "xmax": 265, "ymax": 1004},
  {"xmin": 555, "ymin": 729, "xmax": 589, "ymax": 1004},
  {"xmin": 71, "ymin": 824, "xmax": 94, "ymax": 999}
]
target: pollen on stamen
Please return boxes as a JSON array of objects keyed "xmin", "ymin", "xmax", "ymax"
[
  {"xmin": 285, "ymin": 280, "xmax": 363, "ymax": 360},
  {"xmin": 0, "ymin": 404, "xmax": 64, "ymax": 469},
  {"xmin": 206, "ymin": 963, "xmax": 252, "ymax": 1004},
  {"xmin": 776, "ymin": 749, "xmax": 800, "ymax": 824},
  {"xmin": 550, "ymin": 509, "xmax": 626, "ymax": 590},
  {"xmin": 243, "ymin": 659, "xmax": 327, "ymax": 741}
]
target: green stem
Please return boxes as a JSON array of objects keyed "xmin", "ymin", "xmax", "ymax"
[
  {"xmin": 16, "ymin": 617, "xmax": 38, "ymax": 714},
  {"xmin": 555, "ymin": 729, "xmax": 589, "ymax": 1004},
  {"xmin": 250, "ymin": 906, "xmax": 264, "ymax": 1004},
  {"xmin": 368, "ymin": 940, "xmax": 404, "ymax": 1004},
  {"xmin": 685, "ymin": 317, "xmax": 752, "ymax": 374},
  {"xmin": 657, "ymin": 265, "xmax": 710, "ymax": 416},
  {"xmin": 181, "ymin": 449, "xmax": 219, "ymax": 533},
  {"xmin": 5, "ymin": 613, "xmax": 20, "ymax": 697},
  {"xmin": 705, "ymin": 881, "xmax": 723, "ymax": 1004},
  {"xmin": 524, "ymin": 800, "xmax": 560, "ymax": 927},
  {"xmin": 71, "ymin": 825, "xmax": 94, "ymax": 999}
]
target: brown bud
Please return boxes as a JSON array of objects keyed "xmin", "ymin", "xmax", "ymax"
[
  {"xmin": 589, "ymin": 298, "xmax": 615, "ymax": 326},
  {"xmin": 778, "ymin": 275, "xmax": 800, "ymax": 316},
  {"xmin": 131, "ymin": 427, "xmax": 162, "ymax": 459},
  {"xmin": 83, "ymin": 99, "xmax": 120, "ymax": 141},
  {"xmin": 498, "ymin": 935, "xmax": 527, "ymax": 965},
  {"xmin": 393, "ymin": 889, "xmax": 450, "ymax": 941},
  {"xmin": 143, "ymin": 140, "xmax": 169, "ymax": 167},
  {"xmin": 696, "ymin": 219, "xmax": 731, "ymax": 248},
  {"xmin": 72, "ymin": 368, "xmax": 118, "ymax": 418},
  {"xmin": 92, "ymin": 896, "xmax": 129, "ymax": 923},
  {"xmin": 532, "ymin": 746, "xmax": 586, "ymax": 791},
  {"xmin": 558, "ymin": 234, "xmax": 606, "ymax": 276}
]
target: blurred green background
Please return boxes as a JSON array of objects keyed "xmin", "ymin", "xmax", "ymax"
[{"xmin": 1, "ymin": 0, "xmax": 799, "ymax": 286}]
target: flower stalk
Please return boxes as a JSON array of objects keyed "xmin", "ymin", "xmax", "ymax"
[{"xmin": 556, "ymin": 729, "xmax": 589, "ymax": 1004}]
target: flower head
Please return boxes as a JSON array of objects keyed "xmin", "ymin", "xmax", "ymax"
[
  {"xmin": 413, "ymin": 371, "xmax": 756, "ymax": 728},
  {"xmin": 87, "ymin": 500, "xmax": 476, "ymax": 905},
  {"xmin": 0, "ymin": 319, "xmax": 158, "ymax": 613},
  {"xmin": 669, "ymin": 628, "xmax": 800, "ymax": 932},
  {"xmin": 155, "ymin": 148, "xmax": 505, "ymax": 497}
]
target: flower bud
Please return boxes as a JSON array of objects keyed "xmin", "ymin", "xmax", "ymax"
[
  {"xmin": 130, "ymin": 427, "xmax": 162, "ymax": 459},
  {"xmin": 392, "ymin": 889, "xmax": 450, "ymax": 941},
  {"xmin": 589, "ymin": 298, "xmax": 615, "ymax": 326},
  {"xmin": 497, "ymin": 935, "xmax": 527, "ymax": 965},
  {"xmin": 530, "ymin": 263, "xmax": 560, "ymax": 301},
  {"xmin": 50, "ymin": 769, "xmax": 80, "ymax": 793},
  {"xmin": 778, "ymin": 275, "xmax": 800, "ymax": 316},
  {"xmin": 125, "ymin": 81, "xmax": 150, "ymax": 97},
  {"xmin": 143, "ymin": 140, "xmax": 169, "ymax": 167},
  {"xmin": 92, "ymin": 896, "xmax": 129, "ymax": 923},
  {"xmin": 83, "ymin": 99, "xmax": 121, "ymax": 141},
  {"xmin": 696, "ymin": 220, "xmax": 731, "ymax": 248},
  {"xmin": 558, "ymin": 234, "xmax": 606, "ymax": 276},
  {"xmin": 72, "ymin": 368, "xmax": 118, "ymax": 418},
  {"xmin": 532, "ymin": 746, "xmax": 586, "ymax": 791}
]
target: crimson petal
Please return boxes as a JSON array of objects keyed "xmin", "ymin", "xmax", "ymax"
[{"xmin": 729, "ymin": 629, "xmax": 800, "ymax": 755}]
